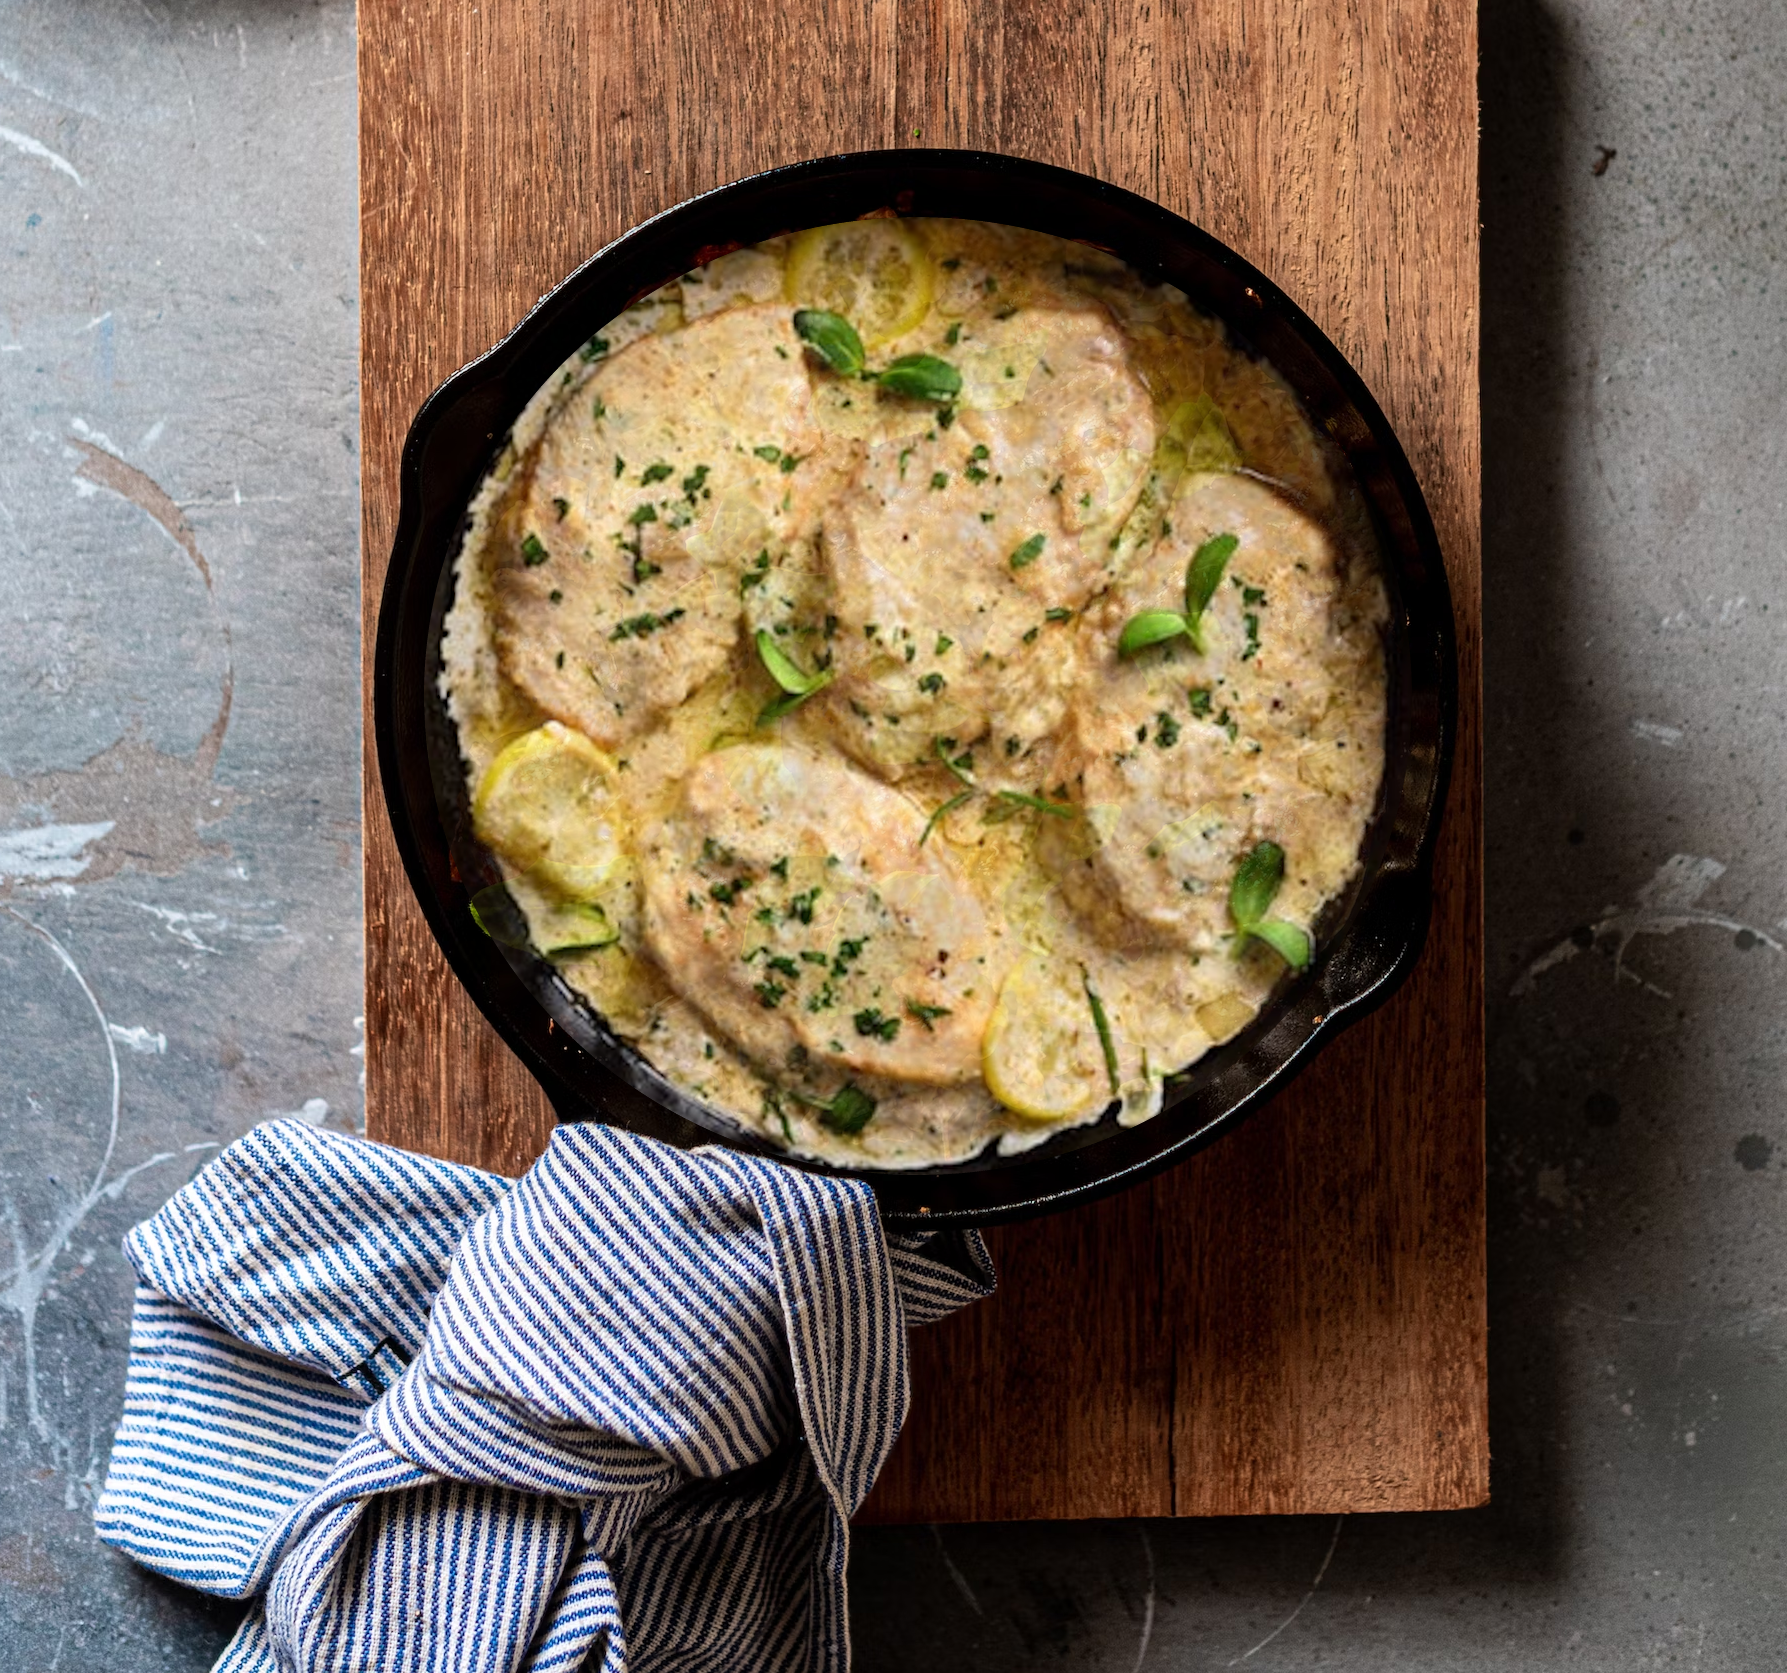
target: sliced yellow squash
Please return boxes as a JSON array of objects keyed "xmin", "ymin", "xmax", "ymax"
[
  {"xmin": 1196, "ymin": 991, "xmax": 1256, "ymax": 1043},
  {"xmin": 785, "ymin": 219, "xmax": 934, "ymax": 347},
  {"xmin": 982, "ymin": 956, "xmax": 1106, "ymax": 1124},
  {"xmin": 529, "ymin": 895, "xmax": 619, "ymax": 956},
  {"xmin": 472, "ymin": 722, "xmax": 624, "ymax": 899}
]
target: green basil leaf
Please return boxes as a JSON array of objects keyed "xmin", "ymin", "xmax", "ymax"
[
  {"xmin": 757, "ymin": 678, "xmax": 833, "ymax": 726},
  {"xmin": 919, "ymin": 789, "xmax": 975, "ymax": 846},
  {"xmin": 875, "ymin": 354, "xmax": 963, "ymax": 403},
  {"xmin": 988, "ymin": 789, "xmax": 1076, "ymax": 821},
  {"xmin": 1184, "ymin": 532, "xmax": 1239, "ymax": 621},
  {"xmin": 467, "ymin": 882, "xmax": 531, "ymax": 948},
  {"xmin": 1186, "ymin": 529, "xmax": 1243, "ymax": 622},
  {"xmin": 1082, "ymin": 972, "xmax": 1120, "ymax": 1094},
  {"xmin": 1248, "ymin": 917, "xmax": 1311, "ymax": 970},
  {"xmin": 792, "ymin": 309, "xmax": 866, "ymax": 378},
  {"xmin": 1117, "ymin": 609, "xmax": 1191, "ymax": 658},
  {"xmin": 755, "ymin": 628, "xmax": 821, "ymax": 695},
  {"xmin": 1229, "ymin": 839, "xmax": 1286, "ymax": 928},
  {"xmin": 819, "ymin": 1083, "xmax": 877, "ymax": 1135}
]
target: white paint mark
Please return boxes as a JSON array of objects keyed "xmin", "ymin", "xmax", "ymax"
[
  {"xmin": 68, "ymin": 415, "xmax": 122, "ymax": 454},
  {"xmin": 0, "ymin": 55, "xmax": 103, "ymax": 116},
  {"xmin": 1228, "ymin": 1516, "xmax": 1344, "ymax": 1666},
  {"xmin": 107, "ymin": 1024, "xmax": 166, "ymax": 1056},
  {"xmin": 137, "ymin": 419, "xmax": 166, "ymax": 452},
  {"xmin": 83, "ymin": 311, "xmax": 112, "ymax": 332},
  {"xmin": 1685, "ymin": 1430, "xmax": 1696, "ymax": 1447},
  {"xmin": 1512, "ymin": 854, "xmax": 1782, "ymax": 997},
  {"xmin": 928, "ymin": 1524, "xmax": 983, "ymax": 1617},
  {"xmin": 0, "ymin": 911, "xmax": 208, "ymax": 1455},
  {"xmin": 130, "ymin": 901, "xmax": 222, "ymax": 954},
  {"xmin": 1631, "ymin": 719, "xmax": 1683, "ymax": 748},
  {"xmin": 0, "ymin": 343, "xmax": 23, "ymax": 352},
  {"xmin": 1131, "ymin": 1525, "xmax": 1156, "ymax": 1672},
  {"xmin": 0, "ymin": 820, "xmax": 115, "ymax": 881},
  {"xmin": 0, "ymin": 122, "xmax": 84, "ymax": 186}
]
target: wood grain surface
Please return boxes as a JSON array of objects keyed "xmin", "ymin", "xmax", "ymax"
[{"xmin": 360, "ymin": 0, "xmax": 1485, "ymax": 1517}]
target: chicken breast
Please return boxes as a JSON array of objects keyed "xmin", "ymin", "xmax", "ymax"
[
  {"xmin": 1043, "ymin": 471, "xmax": 1386, "ymax": 953},
  {"xmin": 639, "ymin": 744, "xmax": 1005, "ymax": 1085},
  {"xmin": 814, "ymin": 305, "xmax": 1156, "ymax": 777},
  {"xmin": 493, "ymin": 304, "xmax": 857, "ymax": 747}
]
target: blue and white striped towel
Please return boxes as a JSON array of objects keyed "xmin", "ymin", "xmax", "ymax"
[{"xmin": 95, "ymin": 1117, "xmax": 993, "ymax": 1672}]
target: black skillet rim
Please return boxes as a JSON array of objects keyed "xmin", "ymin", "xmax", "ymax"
[{"xmin": 374, "ymin": 148, "xmax": 1456, "ymax": 1228}]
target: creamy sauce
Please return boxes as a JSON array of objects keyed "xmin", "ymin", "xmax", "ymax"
[{"xmin": 442, "ymin": 219, "xmax": 1387, "ymax": 1168}]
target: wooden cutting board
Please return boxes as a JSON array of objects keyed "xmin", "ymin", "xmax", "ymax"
[{"xmin": 360, "ymin": 0, "xmax": 1485, "ymax": 1518}]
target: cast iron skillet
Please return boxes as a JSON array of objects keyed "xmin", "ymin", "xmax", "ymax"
[{"xmin": 374, "ymin": 149, "xmax": 1455, "ymax": 1228}]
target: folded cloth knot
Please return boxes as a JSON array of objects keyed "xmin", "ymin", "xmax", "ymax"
[{"xmin": 95, "ymin": 1118, "xmax": 993, "ymax": 1672}]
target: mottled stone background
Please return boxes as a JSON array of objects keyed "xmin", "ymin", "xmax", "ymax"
[{"xmin": 1, "ymin": 0, "xmax": 1783, "ymax": 1667}]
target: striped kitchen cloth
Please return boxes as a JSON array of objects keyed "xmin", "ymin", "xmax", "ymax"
[{"xmin": 94, "ymin": 1117, "xmax": 993, "ymax": 1672}]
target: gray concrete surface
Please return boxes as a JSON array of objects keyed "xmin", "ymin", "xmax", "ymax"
[{"xmin": 1, "ymin": 0, "xmax": 1783, "ymax": 1666}]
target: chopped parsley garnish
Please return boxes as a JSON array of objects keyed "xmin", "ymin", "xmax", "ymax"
[
  {"xmin": 552, "ymin": 497, "xmax": 570, "ymax": 520},
  {"xmin": 898, "ymin": 447, "xmax": 914, "ymax": 479},
  {"xmin": 1242, "ymin": 611, "xmax": 1262, "ymax": 660},
  {"xmin": 935, "ymin": 736, "xmax": 976, "ymax": 785},
  {"xmin": 1009, "ymin": 532, "xmax": 1046, "ymax": 569},
  {"xmin": 610, "ymin": 607, "xmax": 684, "ymax": 641},
  {"xmin": 639, "ymin": 461, "xmax": 674, "ymax": 485},
  {"xmin": 740, "ymin": 548, "xmax": 772, "ymax": 593},
  {"xmin": 832, "ymin": 936, "xmax": 868, "ymax": 975},
  {"xmin": 754, "ymin": 443, "xmax": 783, "ymax": 462},
  {"xmin": 935, "ymin": 633, "xmax": 954, "ymax": 655},
  {"xmin": 779, "ymin": 452, "xmax": 803, "ymax": 473},
  {"xmin": 627, "ymin": 503, "xmax": 658, "ymax": 527},
  {"xmin": 1045, "ymin": 607, "xmax": 1074, "ymax": 623},
  {"xmin": 917, "ymin": 672, "xmax": 946, "ymax": 695},
  {"xmin": 580, "ymin": 335, "xmax": 610, "ymax": 361},
  {"xmin": 682, "ymin": 463, "xmax": 710, "ymax": 497},
  {"xmin": 787, "ymin": 887, "xmax": 821, "ymax": 924},
  {"xmin": 945, "ymin": 321, "xmax": 963, "ymax": 346},
  {"xmin": 520, "ymin": 532, "xmax": 549, "ymax": 566},
  {"xmin": 709, "ymin": 875, "xmax": 753, "ymax": 907},
  {"xmin": 853, "ymin": 1007, "xmax": 901, "ymax": 1043},
  {"xmin": 1242, "ymin": 584, "xmax": 1267, "ymax": 606},
  {"xmin": 930, "ymin": 471, "xmax": 949, "ymax": 491},
  {"xmin": 614, "ymin": 456, "xmax": 626, "ymax": 478},
  {"xmin": 905, "ymin": 1000, "xmax": 953, "ymax": 1031},
  {"xmin": 1155, "ymin": 712, "xmax": 1181, "ymax": 748},
  {"xmin": 1188, "ymin": 686, "xmax": 1214, "ymax": 717},
  {"xmin": 765, "ymin": 955, "xmax": 801, "ymax": 981},
  {"xmin": 753, "ymin": 979, "xmax": 788, "ymax": 1009}
]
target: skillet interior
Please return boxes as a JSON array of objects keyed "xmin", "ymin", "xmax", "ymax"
[{"xmin": 374, "ymin": 150, "xmax": 1455, "ymax": 1227}]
